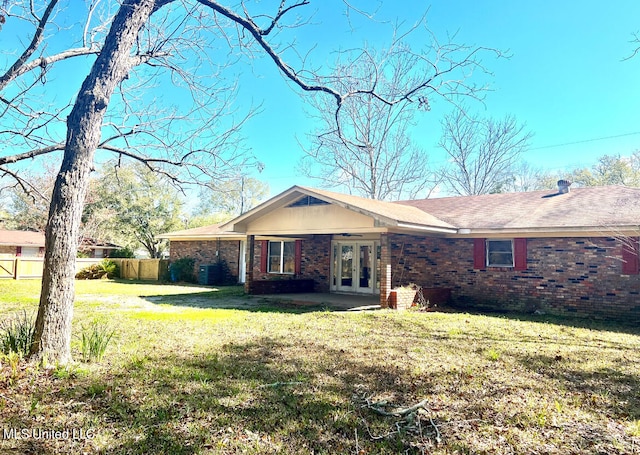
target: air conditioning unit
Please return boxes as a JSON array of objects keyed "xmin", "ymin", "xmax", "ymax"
[{"xmin": 198, "ymin": 264, "xmax": 217, "ymax": 285}]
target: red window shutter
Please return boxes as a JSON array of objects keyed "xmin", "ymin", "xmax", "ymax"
[
  {"xmin": 295, "ymin": 240, "xmax": 302, "ymax": 275},
  {"xmin": 622, "ymin": 237, "xmax": 639, "ymax": 275},
  {"xmin": 16, "ymin": 246, "xmax": 22, "ymax": 257},
  {"xmin": 260, "ymin": 240, "xmax": 268, "ymax": 273},
  {"xmin": 473, "ymin": 239, "xmax": 485, "ymax": 269},
  {"xmin": 514, "ymin": 238, "xmax": 527, "ymax": 271}
]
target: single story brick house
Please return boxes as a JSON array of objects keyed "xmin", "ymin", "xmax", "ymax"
[
  {"xmin": 0, "ymin": 229, "xmax": 120, "ymax": 258},
  {"xmin": 160, "ymin": 182, "xmax": 640, "ymax": 320},
  {"xmin": 0, "ymin": 230, "xmax": 45, "ymax": 257}
]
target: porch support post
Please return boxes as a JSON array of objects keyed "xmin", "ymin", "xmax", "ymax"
[
  {"xmin": 379, "ymin": 233, "xmax": 391, "ymax": 308},
  {"xmin": 245, "ymin": 234, "xmax": 255, "ymax": 294}
]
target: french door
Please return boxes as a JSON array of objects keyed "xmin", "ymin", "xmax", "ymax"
[{"xmin": 332, "ymin": 241, "xmax": 378, "ymax": 294}]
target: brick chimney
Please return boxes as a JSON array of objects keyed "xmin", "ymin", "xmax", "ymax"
[{"xmin": 557, "ymin": 179, "xmax": 572, "ymax": 194}]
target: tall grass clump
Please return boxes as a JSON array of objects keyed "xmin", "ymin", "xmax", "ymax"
[
  {"xmin": 80, "ymin": 320, "xmax": 115, "ymax": 362},
  {"xmin": 0, "ymin": 310, "xmax": 35, "ymax": 357}
]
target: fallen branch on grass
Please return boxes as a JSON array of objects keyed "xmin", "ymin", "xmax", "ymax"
[
  {"xmin": 367, "ymin": 398, "xmax": 431, "ymax": 417},
  {"xmin": 257, "ymin": 381, "xmax": 305, "ymax": 388},
  {"xmin": 361, "ymin": 396, "xmax": 442, "ymax": 445}
]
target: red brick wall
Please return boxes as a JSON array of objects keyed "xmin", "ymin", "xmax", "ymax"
[
  {"xmin": 250, "ymin": 235, "xmax": 332, "ymax": 292},
  {"xmin": 170, "ymin": 240, "xmax": 241, "ymax": 282},
  {"xmin": 0, "ymin": 246, "xmax": 17, "ymax": 256},
  {"xmin": 388, "ymin": 234, "xmax": 640, "ymax": 320},
  {"xmin": 302, "ymin": 235, "xmax": 332, "ymax": 292}
]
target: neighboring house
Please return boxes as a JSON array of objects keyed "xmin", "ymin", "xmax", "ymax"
[
  {"xmin": 160, "ymin": 183, "xmax": 640, "ymax": 320},
  {"xmin": 78, "ymin": 238, "xmax": 121, "ymax": 258},
  {"xmin": 0, "ymin": 229, "xmax": 120, "ymax": 258},
  {"xmin": 0, "ymin": 230, "xmax": 45, "ymax": 257}
]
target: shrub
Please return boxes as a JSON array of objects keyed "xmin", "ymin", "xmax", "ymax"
[
  {"xmin": 76, "ymin": 259, "xmax": 120, "ymax": 279},
  {"xmin": 80, "ymin": 320, "xmax": 115, "ymax": 362},
  {"xmin": 0, "ymin": 311, "xmax": 35, "ymax": 357},
  {"xmin": 108, "ymin": 247, "xmax": 135, "ymax": 258},
  {"xmin": 169, "ymin": 257, "xmax": 196, "ymax": 283}
]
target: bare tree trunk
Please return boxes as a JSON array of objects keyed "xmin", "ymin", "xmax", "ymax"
[{"xmin": 30, "ymin": 0, "xmax": 161, "ymax": 364}]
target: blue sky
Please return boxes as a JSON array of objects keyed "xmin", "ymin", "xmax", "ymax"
[
  {"xmin": 236, "ymin": 1, "xmax": 640, "ymax": 195},
  {"xmin": 2, "ymin": 0, "xmax": 640, "ymax": 201}
]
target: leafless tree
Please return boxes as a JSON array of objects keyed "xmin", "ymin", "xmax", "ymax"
[
  {"xmin": 298, "ymin": 25, "xmax": 500, "ymax": 200},
  {"xmin": 299, "ymin": 46, "xmax": 437, "ymax": 200},
  {"xmin": 196, "ymin": 176, "xmax": 269, "ymax": 216},
  {"xmin": 501, "ymin": 161, "xmax": 553, "ymax": 193},
  {"xmin": 1, "ymin": 0, "xmax": 500, "ymax": 363},
  {"xmin": 438, "ymin": 108, "xmax": 533, "ymax": 195}
]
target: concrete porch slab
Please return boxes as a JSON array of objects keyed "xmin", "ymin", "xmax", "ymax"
[{"xmin": 256, "ymin": 292, "xmax": 381, "ymax": 311}]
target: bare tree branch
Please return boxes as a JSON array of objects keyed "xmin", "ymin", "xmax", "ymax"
[
  {"xmin": 439, "ymin": 107, "xmax": 533, "ymax": 195},
  {"xmin": 196, "ymin": 0, "xmax": 344, "ymax": 104},
  {"xmin": 0, "ymin": 143, "xmax": 65, "ymax": 166}
]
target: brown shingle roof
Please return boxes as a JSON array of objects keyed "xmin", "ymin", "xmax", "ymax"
[
  {"xmin": 0, "ymin": 230, "xmax": 45, "ymax": 246},
  {"xmin": 0, "ymin": 230, "xmax": 120, "ymax": 248},
  {"xmin": 396, "ymin": 185, "xmax": 640, "ymax": 230}
]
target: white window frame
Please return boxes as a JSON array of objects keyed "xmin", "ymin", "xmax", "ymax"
[
  {"xmin": 268, "ymin": 240, "xmax": 295, "ymax": 274},
  {"xmin": 486, "ymin": 239, "xmax": 514, "ymax": 267}
]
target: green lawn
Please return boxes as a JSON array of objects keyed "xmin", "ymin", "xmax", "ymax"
[{"xmin": 1, "ymin": 279, "xmax": 640, "ymax": 454}]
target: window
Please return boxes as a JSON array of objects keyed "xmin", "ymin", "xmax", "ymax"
[
  {"xmin": 486, "ymin": 240, "xmax": 514, "ymax": 267},
  {"xmin": 474, "ymin": 238, "xmax": 527, "ymax": 270},
  {"xmin": 268, "ymin": 241, "xmax": 296, "ymax": 274}
]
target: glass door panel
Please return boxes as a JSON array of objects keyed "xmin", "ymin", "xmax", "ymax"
[
  {"xmin": 358, "ymin": 244, "xmax": 372, "ymax": 290},
  {"xmin": 340, "ymin": 244, "xmax": 354, "ymax": 289}
]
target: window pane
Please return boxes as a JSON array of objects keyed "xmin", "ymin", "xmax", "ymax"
[
  {"xmin": 283, "ymin": 241, "xmax": 295, "ymax": 274},
  {"xmin": 359, "ymin": 245, "xmax": 371, "ymax": 288},
  {"xmin": 490, "ymin": 240, "xmax": 512, "ymax": 252},
  {"xmin": 268, "ymin": 241, "xmax": 281, "ymax": 273},
  {"xmin": 487, "ymin": 240, "xmax": 513, "ymax": 267},
  {"xmin": 341, "ymin": 245, "xmax": 353, "ymax": 287}
]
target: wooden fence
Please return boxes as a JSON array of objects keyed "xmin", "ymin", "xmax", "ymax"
[
  {"xmin": 0, "ymin": 257, "xmax": 104, "ymax": 280},
  {"xmin": 111, "ymin": 259, "xmax": 168, "ymax": 281},
  {"xmin": 0, "ymin": 256, "xmax": 168, "ymax": 281}
]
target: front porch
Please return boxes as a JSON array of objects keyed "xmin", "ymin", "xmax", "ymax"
[{"xmin": 243, "ymin": 233, "xmax": 392, "ymax": 308}]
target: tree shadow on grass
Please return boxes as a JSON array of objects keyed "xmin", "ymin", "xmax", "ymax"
[
  {"xmin": 139, "ymin": 288, "xmax": 380, "ymax": 315},
  {"xmin": 434, "ymin": 301, "xmax": 640, "ymax": 337},
  {"xmin": 516, "ymin": 352, "xmax": 640, "ymax": 421},
  {"xmin": 5, "ymin": 330, "xmax": 640, "ymax": 454},
  {"xmin": 85, "ymin": 337, "xmax": 423, "ymax": 454}
]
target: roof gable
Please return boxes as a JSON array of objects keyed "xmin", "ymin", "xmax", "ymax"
[{"xmin": 224, "ymin": 186, "xmax": 456, "ymax": 234}]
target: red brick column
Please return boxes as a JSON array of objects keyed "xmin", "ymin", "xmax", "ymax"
[{"xmin": 379, "ymin": 233, "xmax": 391, "ymax": 308}]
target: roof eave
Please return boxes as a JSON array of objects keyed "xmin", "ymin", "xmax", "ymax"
[
  {"xmin": 448, "ymin": 225, "xmax": 640, "ymax": 238},
  {"xmin": 156, "ymin": 234, "xmax": 245, "ymax": 241}
]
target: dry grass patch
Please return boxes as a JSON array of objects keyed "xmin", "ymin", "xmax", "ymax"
[{"xmin": 1, "ymin": 280, "xmax": 640, "ymax": 453}]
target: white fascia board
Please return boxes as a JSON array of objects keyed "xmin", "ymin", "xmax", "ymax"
[
  {"xmin": 396, "ymin": 222, "xmax": 458, "ymax": 234},
  {"xmin": 447, "ymin": 225, "xmax": 640, "ymax": 238}
]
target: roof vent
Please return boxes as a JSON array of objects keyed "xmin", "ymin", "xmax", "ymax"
[{"xmin": 557, "ymin": 179, "xmax": 572, "ymax": 194}]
